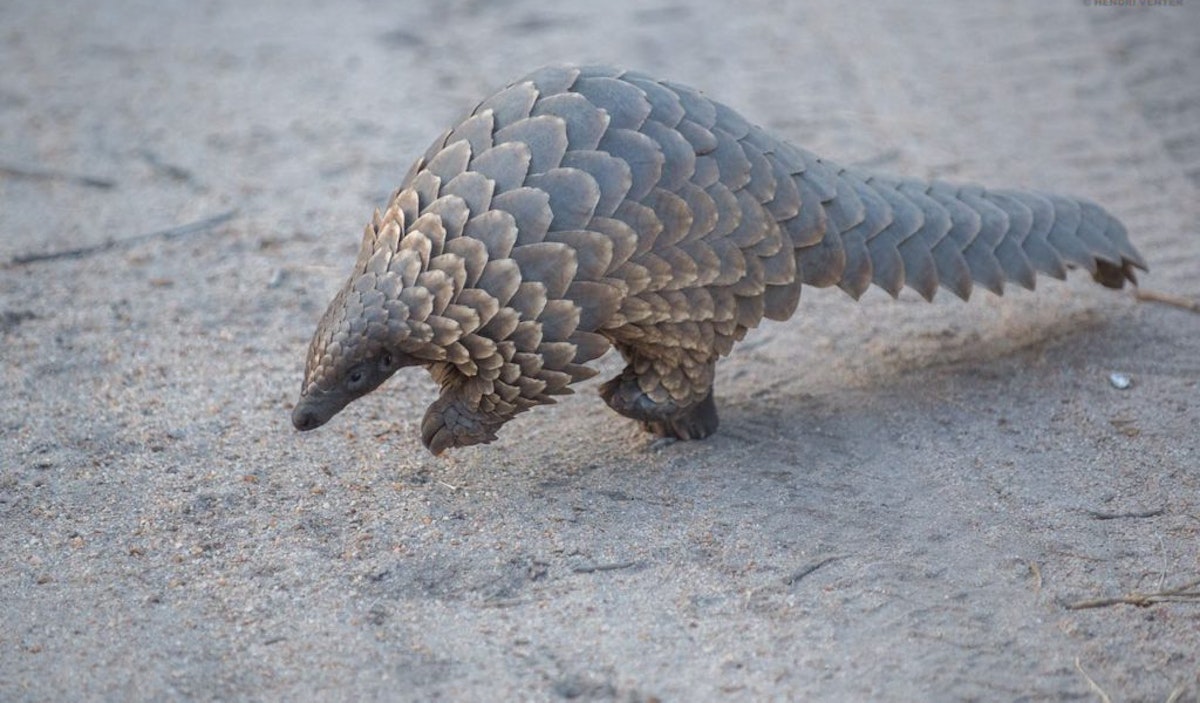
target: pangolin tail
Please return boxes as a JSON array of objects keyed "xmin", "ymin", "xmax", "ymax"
[{"xmin": 784, "ymin": 159, "xmax": 1147, "ymax": 301}]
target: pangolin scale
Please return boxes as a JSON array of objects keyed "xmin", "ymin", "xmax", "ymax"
[{"xmin": 293, "ymin": 64, "xmax": 1146, "ymax": 454}]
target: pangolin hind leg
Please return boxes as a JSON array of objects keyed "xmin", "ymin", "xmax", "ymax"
[{"xmin": 598, "ymin": 346, "xmax": 719, "ymax": 440}]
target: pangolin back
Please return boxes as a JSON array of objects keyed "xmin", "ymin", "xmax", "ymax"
[{"xmin": 293, "ymin": 64, "xmax": 1146, "ymax": 454}]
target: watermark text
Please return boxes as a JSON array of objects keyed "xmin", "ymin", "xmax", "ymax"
[{"xmin": 1083, "ymin": 0, "xmax": 1183, "ymax": 6}]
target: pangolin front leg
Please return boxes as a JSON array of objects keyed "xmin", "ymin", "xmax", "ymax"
[{"xmin": 292, "ymin": 64, "xmax": 1147, "ymax": 455}]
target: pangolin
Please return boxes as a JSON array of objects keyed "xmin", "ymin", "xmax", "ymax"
[{"xmin": 292, "ymin": 64, "xmax": 1145, "ymax": 455}]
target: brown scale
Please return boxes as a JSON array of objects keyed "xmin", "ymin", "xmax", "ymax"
[{"xmin": 293, "ymin": 64, "xmax": 1147, "ymax": 455}]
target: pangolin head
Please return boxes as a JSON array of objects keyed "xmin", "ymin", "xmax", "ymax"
[
  {"xmin": 292, "ymin": 280, "xmax": 420, "ymax": 432},
  {"xmin": 293, "ymin": 275, "xmax": 515, "ymax": 455},
  {"xmin": 292, "ymin": 191, "xmax": 526, "ymax": 454}
]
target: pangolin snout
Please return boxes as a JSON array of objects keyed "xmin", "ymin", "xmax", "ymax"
[
  {"xmin": 292, "ymin": 405, "xmax": 325, "ymax": 431},
  {"xmin": 292, "ymin": 391, "xmax": 343, "ymax": 431}
]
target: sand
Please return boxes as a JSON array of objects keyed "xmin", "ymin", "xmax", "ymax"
[{"xmin": 2, "ymin": 1, "xmax": 1198, "ymax": 700}]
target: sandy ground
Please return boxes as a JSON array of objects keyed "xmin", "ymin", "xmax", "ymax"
[{"xmin": 2, "ymin": 1, "xmax": 1199, "ymax": 700}]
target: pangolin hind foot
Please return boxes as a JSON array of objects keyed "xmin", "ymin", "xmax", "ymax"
[
  {"xmin": 293, "ymin": 64, "xmax": 1146, "ymax": 454},
  {"xmin": 599, "ymin": 358, "xmax": 719, "ymax": 440}
]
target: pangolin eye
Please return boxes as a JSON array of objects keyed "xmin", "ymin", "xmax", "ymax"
[
  {"xmin": 381, "ymin": 352, "xmax": 394, "ymax": 370},
  {"xmin": 348, "ymin": 369, "xmax": 364, "ymax": 385}
]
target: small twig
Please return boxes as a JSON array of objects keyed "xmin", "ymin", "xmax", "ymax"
[
  {"xmin": 0, "ymin": 162, "xmax": 116, "ymax": 189},
  {"xmin": 1028, "ymin": 561, "xmax": 1043, "ymax": 595},
  {"xmin": 9, "ymin": 210, "xmax": 237, "ymax": 266},
  {"xmin": 481, "ymin": 597, "xmax": 527, "ymax": 608},
  {"xmin": 1074, "ymin": 657, "xmax": 1113, "ymax": 703},
  {"xmin": 1085, "ymin": 507, "xmax": 1166, "ymax": 520},
  {"xmin": 1135, "ymin": 289, "xmax": 1200, "ymax": 313},
  {"xmin": 1065, "ymin": 577, "xmax": 1200, "ymax": 610},
  {"xmin": 783, "ymin": 556, "xmax": 840, "ymax": 586},
  {"xmin": 1166, "ymin": 683, "xmax": 1188, "ymax": 703},
  {"xmin": 138, "ymin": 149, "xmax": 195, "ymax": 183},
  {"xmin": 572, "ymin": 560, "xmax": 638, "ymax": 574}
]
